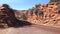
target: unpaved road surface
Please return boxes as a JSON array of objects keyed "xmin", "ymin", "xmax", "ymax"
[{"xmin": 0, "ymin": 25, "xmax": 60, "ymax": 34}]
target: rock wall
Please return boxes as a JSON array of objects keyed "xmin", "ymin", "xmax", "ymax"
[
  {"xmin": 0, "ymin": 4, "xmax": 32, "ymax": 28},
  {"xmin": 0, "ymin": 4, "xmax": 17, "ymax": 28},
  {"xmin": 27, "ymin": 2, "xmax": 60, "ymax": 26}
]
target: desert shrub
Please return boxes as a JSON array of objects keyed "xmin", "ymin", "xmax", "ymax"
[
  {"xmin": 38, "ymin": 10, "xmax": 44, "ymax": 16},
  {"xmin": 18, "ymin": 14, "xmax": 27, "ymax": 20},
  {"xmin": 34, "ymin": 9, "xmax": 44, "ymax": 16}
]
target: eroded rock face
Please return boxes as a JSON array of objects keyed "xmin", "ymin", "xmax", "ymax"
[
  {"xmin": 0, "ymin": 4, "xmax": 17, "ymax": 28},
  {"xmin": 27, "ymin": 2, "xmax": 60, "ymax": 27}
]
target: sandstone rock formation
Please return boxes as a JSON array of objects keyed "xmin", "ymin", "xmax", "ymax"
[
  {"xmin": 27, "ymin": 2, "xmax": 60, "ymax": 27},
  {"xmin": 0, "ymin": 4, "xmax": 32, "ymax": 28}
]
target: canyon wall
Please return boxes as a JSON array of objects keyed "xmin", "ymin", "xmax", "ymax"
[{"xmin": 27, "ymin": 2, "xmax": 60, "ymax": 27}]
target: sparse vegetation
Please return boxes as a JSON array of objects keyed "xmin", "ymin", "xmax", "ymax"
[
  {"xmin": 50, "ymin": 0, "xmax": 54, "ymax": 3},
  {"xmin": 50, "ymin": 0, "xmax": 60, "ymax": 3},
  {"xmin": 35, "ymin": 4, "xmax": 41, "ymax": 8},
  {"xmin": 19, "ymin": 14, "xmax": 28, "ymax": 20}
]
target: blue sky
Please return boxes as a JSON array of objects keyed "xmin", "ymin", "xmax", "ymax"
[{"xmin": 0, "ymin": 0, "xmax": 50, "ymax": 10}]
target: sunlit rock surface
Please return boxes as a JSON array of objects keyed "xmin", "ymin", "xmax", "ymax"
[{"xmin": 27, "ymin": 2, "xmax": 60, "ymax": 27}]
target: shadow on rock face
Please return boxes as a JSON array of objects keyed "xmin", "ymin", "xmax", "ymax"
[
  {"xmin": 0, "ymin": 20, "xmax": 32, "ymax": 29},
  {"xmin": 12, "ymin": 20, "xmax": 32, "ymax": 28},
  {"xmin": 0, "ymin": 19, "xmax": 32, "ymax": 28}
]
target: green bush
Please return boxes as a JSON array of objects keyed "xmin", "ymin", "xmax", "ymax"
[
  {"xmin": 50, "ymin": 0, "xmax": 54, "ymax": 3},
  {"xmin": 49, "ymin": 0, "xmax": 60, "ymax": 3},
  {"xmin": 20, "ymin": 14, "xmax": 27, "ymax": 20}
]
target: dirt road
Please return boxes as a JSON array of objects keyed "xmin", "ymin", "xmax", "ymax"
[{"xmin": 0, "ymin": 25, "xmax": 60, "ymax": 34}]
